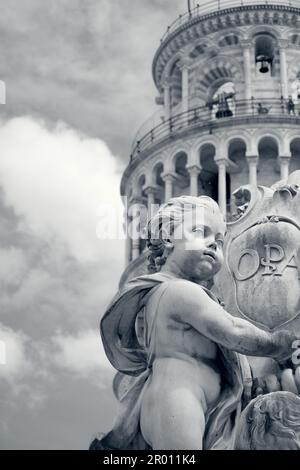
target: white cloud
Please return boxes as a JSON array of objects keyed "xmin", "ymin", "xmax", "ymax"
[
  {"xmin": 0, "ymin": 0, "xmax": 185, "ymax": 159},
  {"xmin": 0, "ymin": 323, "xmax": 29, "ymax": 380},
  {"xmin": 0, "ymin": 0, "xmax": 184, "ymax": 446},
  {"xmin": 0, "ymin": 248, "xmax": 27, "ymax": 286},
  {"xmin": 51, "ymin": 329, "xmax": 114, "ymax": 388},
  {"xmin": 0, "ymin": 116, "xmax": 123, "ymax": 440},
  {"xmin": 0, "ymin": 116, "xmax": 124, "ymax": 262}
]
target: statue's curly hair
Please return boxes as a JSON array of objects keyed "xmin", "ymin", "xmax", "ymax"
[
  {"xmin": 146, "ymin": 195, "xmax": 224, "ymax": 273},
  {"xmin": 235, "ymin": 391, "xmax": 300, "ymax": 450}
]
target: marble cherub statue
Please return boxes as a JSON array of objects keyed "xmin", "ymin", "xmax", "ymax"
[{"xmin": 90, "ymin": 196, "xmax": 297, "ymax": 450}]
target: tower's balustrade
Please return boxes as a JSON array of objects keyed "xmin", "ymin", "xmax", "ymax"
[
  {"xmin": 121, "ymin": 0, "xmax": 300, "ymax": 285},
  {"xmin": 158, "ymin": 1, "xmax": 299, "ymax": 44}
]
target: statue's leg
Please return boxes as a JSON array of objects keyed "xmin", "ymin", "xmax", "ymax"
[{"xmin": 140, "ymin": 387, "xmax": 206, "ymax": 450}]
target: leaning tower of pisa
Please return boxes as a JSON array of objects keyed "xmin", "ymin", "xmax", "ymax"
[{"xmin": 120, "ymin": 0, "xmax": 300, "ymax": 287}]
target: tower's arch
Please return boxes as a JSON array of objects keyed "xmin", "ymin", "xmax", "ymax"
[
  {"xmin": 290, "ymin": 138, "xmax": 300, "ymax": 174},
  {"xmin": 194, "ymin": 56, "xmax": 242, "ymax": 101},
  {"xmin": 257, "ymin": 136, "xmax": 280, "ymax": 187}
]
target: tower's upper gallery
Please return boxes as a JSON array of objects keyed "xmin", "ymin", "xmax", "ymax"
[{"xmin": 153, "ymin": 0, "xmax": 300, "ymax": 91}]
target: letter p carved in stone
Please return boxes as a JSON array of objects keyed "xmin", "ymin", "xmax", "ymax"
[{"xmin": 261, "ymin": 244, "xmax": 285, "ymax": 276}]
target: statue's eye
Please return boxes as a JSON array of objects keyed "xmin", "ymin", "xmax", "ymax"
[
  {"xmin": 193, "ymin": 226, "xmax": 205, "ymax": 236},
  {"xmin": 216, "ymin": 239, "xmax": 224, "ymax": 247}
]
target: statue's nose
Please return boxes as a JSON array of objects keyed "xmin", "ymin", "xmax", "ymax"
[{"xmin": 209, "ymin": 241, "xmax": 217, "ymax": 250}]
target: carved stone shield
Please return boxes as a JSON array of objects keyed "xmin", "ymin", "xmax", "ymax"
[{"xmin": 215, "ymin": 171, "xmax": 300, "ymax": 333}]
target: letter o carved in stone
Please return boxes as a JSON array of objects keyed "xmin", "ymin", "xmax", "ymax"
[{"xmin": 234, "ymin": 249, "xmax": 260, "ymax": 281}]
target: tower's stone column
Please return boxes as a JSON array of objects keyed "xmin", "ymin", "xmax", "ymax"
[
  {"xmin": 144, "ymin": 185, "xmax": 158, "ymax": 216},
  {"xmin": 132, "ymin": 240, "xmax": 140, "ymax": 260},
  {"xmin": 279, "ymin": 155, "xmax": 291, "ymax": 180},
  {"xmin": 179, "ymin": 60, "xmax": 190, "ymax": 116},
  {"xmin": 163, "ymin": 79, "xmax": 172, "ymax": 120},
  {"xmin": 129, "ymin": 197, "xmax": 145, "ymax": 260},
  {"xmin": 162, "ymin": 173, "xmax": 176, "ymax": 201},
  {"xmin": 241, "ymin": 40, "xmax": 252, "ymax": 104},
  {"xmin": 187, "ymin": 164, "xmax": 201, "ymax": 197},
  {"xmin": 125, "ymin": 221, "xmax": 132, "ymax": 264},
  {"xmin": 215, "ymin": 158, "xmax": 227, "ymax": 216},
  {"xmin": 279, "ymin": 40, "xmax": 289, "ymax": 100},
  {"xmin": 246, "ymin": 154, "xmax": 259, "ymax": 186},
  {"xmin": 123, "ymin": 195, "xmax": 131, "ymax": 264}
]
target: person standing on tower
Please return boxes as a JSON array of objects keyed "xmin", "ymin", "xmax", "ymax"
[{"xmin": 287, "ymin": 96, "xmax": 296, "ymax": 115}]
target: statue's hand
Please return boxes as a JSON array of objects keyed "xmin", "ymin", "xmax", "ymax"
[
  {"xmin": 271, "ymin": 330, "xmax": 299, "ymax": 365},
  {"xmin": 252, "ymin": 367, "xmax": 300, "ymax": 398},
  {"xmin": 279, "ymin": 368, "xmax": 299, "ymax": 395},
  {"xmin": 252, "ymin": 374, "xmax": 281, "ymax": 397}
]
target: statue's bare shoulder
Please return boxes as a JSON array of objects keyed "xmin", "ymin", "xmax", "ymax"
[
  {"xmin": 157, "ymin": 278, "xmax": 217, "ymax": 324},
  {"xmin": 156, "ymin": 278, "xmax": 252, "ymax": 351},
  {"xmin": 155, "ymin": 280, "xmax": 221, "ymax": 358}
]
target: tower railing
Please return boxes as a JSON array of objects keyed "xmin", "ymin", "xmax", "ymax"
[
  {"xmin": 130, "ymin": 97, "xmax": 300, "ymax": 161},
  {"xmin": 160, "ymin": 0, "xmax": 300, "ymax": 43}
]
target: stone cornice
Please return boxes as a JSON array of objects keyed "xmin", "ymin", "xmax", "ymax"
[
  {"xmin": 186, "ymin": 164, "xmax": 202, "ymax": 174},
  {"xmin": 153, "ymin": 4, "xmax": 300, "ymax": 90},
  {"xmin": 278, "ymin": 38, "xmax": 290, "ymax": 48},
  {"xmin": 120, "ymin": 115, "xmax": 300, "ymax": 195},
  {"xmin": 279, "ymin": 154, "xmax": 292, "ymax": 160},
  {"xmin": 240, "ymin": 39, "xmax": 253, "ymax": 49}
]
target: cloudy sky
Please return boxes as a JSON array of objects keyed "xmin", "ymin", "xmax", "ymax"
[{"xmin": 0, "ymin": 0, "xmax": 186, "ymax": 449}]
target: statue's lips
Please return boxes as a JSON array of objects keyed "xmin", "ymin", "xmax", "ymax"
[{"xmin": 203, "ymin": 250, "xmax": 216, "ymax": 261}]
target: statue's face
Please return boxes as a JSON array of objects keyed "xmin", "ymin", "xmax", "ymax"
[{"xmin": 170, "ymin": 207, "xmax": 225, "ymax": 282}]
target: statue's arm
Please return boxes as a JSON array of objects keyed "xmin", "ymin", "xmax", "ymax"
[{"xmin": 167, "ymin": 281, "xmax": 296, "ymax": 362}]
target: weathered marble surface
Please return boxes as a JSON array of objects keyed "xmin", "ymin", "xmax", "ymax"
[
  {"xmin": 213, "ymin": 171, "xmax": 300, "ymax": 449},
  {"xmin": 235, "ymin": 391, "xmax": 300, "ymax": 450},
  {"xmin": 91, "ymin": 195, "xmax": 298, "ymax": 450},
  {"xmin": 215, "ymin": 171, "xmax": 300, "ymax": 378}
]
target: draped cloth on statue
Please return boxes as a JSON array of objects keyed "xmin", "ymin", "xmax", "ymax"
[{"xmin": 90, "ymin": 272, "xmax": 252, "ymax": 450}]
